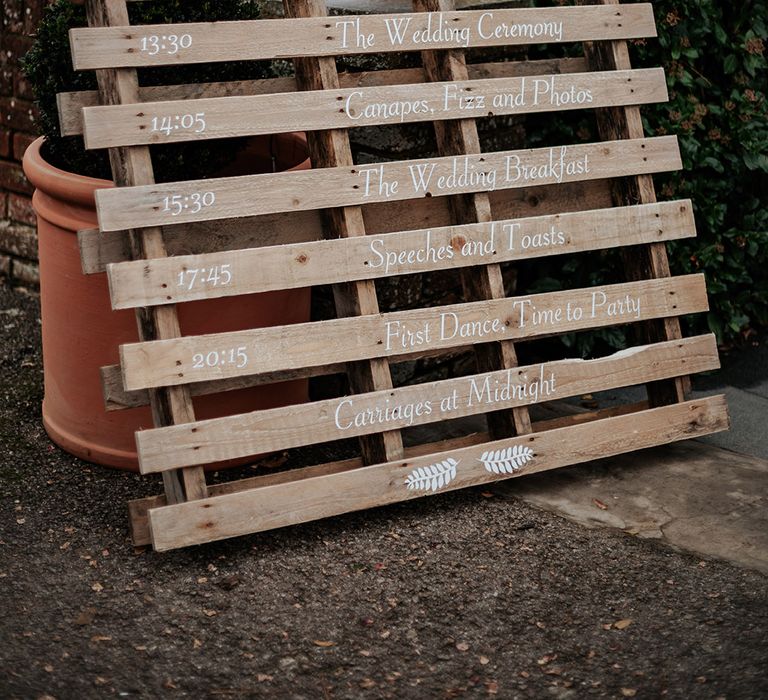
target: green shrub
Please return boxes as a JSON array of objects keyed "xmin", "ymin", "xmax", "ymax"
[
  {"xmin": 639, "ymin": 0, "xmax": 768, "ymax": 344},
  {"xmin": 525, "ymin": 0, "xmax": 767, "ymax": 352},
  {"xmin": 22, "ymin": 0, "xmax": 275, "ymax": 182}
]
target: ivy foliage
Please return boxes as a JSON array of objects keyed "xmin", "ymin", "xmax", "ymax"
[
  {"xmin": 525, "ymin": 0, "xmax": 767, "ymax": 352},
  {"xmin": 642, "ymin": 0, "xmax": 768, "ymax": 344},
  {"xmin": 22, "ymin": 0, "xmax": 273, "ymax": 182}
]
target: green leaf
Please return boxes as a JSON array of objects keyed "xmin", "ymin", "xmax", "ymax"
[{"xmin": 723, "ymin": 54, "xmax": 739, "ymax": 74}]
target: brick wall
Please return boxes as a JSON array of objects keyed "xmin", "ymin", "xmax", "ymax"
[{"xmin": 1, "ymin": 0, "xmax": 44, "ymax": 286}]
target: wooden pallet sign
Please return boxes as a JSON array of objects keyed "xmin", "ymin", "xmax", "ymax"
[{"xmin": 67, "ymin": 0, "xmax": 729, "ymax": 551}]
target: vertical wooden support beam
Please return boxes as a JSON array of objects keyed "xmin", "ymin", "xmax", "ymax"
[
  {"xmin": 580, "ymin": 0, "xmax": 688, "ymax": 406},
  {"xmin": 413, "ymin": 0, "xmax": 532, "ymax": 439},
  {"xmin": 284, "ymin": 0, "xmax": 404, "ymax": 465},
  {"xmin": 86, "ymin": 0, "xmax": 208, "ymax": 502}
]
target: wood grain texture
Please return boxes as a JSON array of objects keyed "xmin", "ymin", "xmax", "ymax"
[
  {"xmin": 106, "ymin": 200, "xmax": 695, "ymax": 309},
  {"xmin": 81, "ymin": 68, "xmax": 667, "ymax": 149},
  {"xmin": 136, "ymin": 335, "xmax": 720, "ymax": 472},
  {"xmin": 94, "ymin": 136, "xmax": 682, "ymax": 231},
  {"xmin": 128, "ymin": 400, "xmax": 657, "ymax": 546},
  {"xmin": 146, "ymin": 396, "xmax": 729, "ymax": 550},
  {"xmin": 101, "ymin": 360, "xmax": 345, "ymax": 411},
  {"xmin": 119, "ymin": 274, "xmax": 709, "ymax": 391},
  {"xmin": 130, "ymin": 426, "xmax": 501, "ymax": 547},
  {"xmin": 286, "ymin": 0, "xmax": 403, "ymax": 465},
  {"xmin": 416, "ymin": 0, "xmax": 525, "ymax": 439},
  {"xmin": 78, "ymin": 209, "xmax": 322, "ymax": 274},
  {"xmin": 70, "ymin": 4, "xmax": 657, "ymax": 70},
  {"xmin": 60, "ymin": 57, "xmax": 589, "ymax": 137},
  {"xmin": 581, "ymin": 0, "xmax": 687, "ymax": 406},
  {"xmin": 79, "ymin": 178, "xmax": 614, "ymax": 273},
  {"xmin": 102, "ymin": 345, "xmax": 482, "ymax": 411},
  {"xmin": 84, "ymin": 0, "xmax": 207, "ymax": 503}
]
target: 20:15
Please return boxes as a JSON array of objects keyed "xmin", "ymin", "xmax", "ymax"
[{"xmin": 192, "ymin": 347, "xmax": 249, "ymax": 370}]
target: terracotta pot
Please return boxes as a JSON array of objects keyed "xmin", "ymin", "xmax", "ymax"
[{"xmin": 23, "ymin": 134, "xmax": 311, "ymax": 471}]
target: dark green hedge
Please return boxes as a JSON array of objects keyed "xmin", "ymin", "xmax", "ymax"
[
  {"xmin": 525, "ymin": 0, "xmax": 767, "ymax": 352},
  {"xmin": 640, "ymin": 0, "xmax": 768, "ymax": 344}
]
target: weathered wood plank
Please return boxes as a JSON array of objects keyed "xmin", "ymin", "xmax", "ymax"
[
  {"xmin": 136, "ymin": 335, "xmax": 720, "ymax": 473},
  {"xmin": 103, "ymin": 345, "xmax": 476, "ymax": 411},
  {"xmin": 128, "ymin": 400, "xmax": 649, "ymax": 546},
  {"xmin": 84, "ymin": 0, "xmax": 207, "ymax": 503},
  {"xmin": 60, "ymin": 57, "xmax": 588, "ymax": 137},
  {"xmin": 107, "ymin": 200, "xmax": 695, "ymax": 309},
  {"xmin": 70, "ymin": 4, "xmax": 657, "ymax": 70},
  {"xmin": 130, "ymin": 426, "xmax": 499, "ymax": 547},
  {"xmin": 82, "ymin": 68, "xmax": 667, "ymax": 149},
  {"xmin": 582, "ymin": 0, "xmax": 687, "ymax": 406},
  {"xmin": 80, "ymin": 177, "xmax": 614, "ymax": 274},
  {"xmin": 119, "ymin": 274, "xmax": 708, "ymax": 391},
  {"xmin": 101, "ymin": 360, "xmax": 344, "ymax": 411},
  {"xmin": 286, "ymin": 0, "xmax": 403, "ymax": 466},
  {"xmin": 94, "ymin": 136, "xmax": 682, "ymax": 231},
  {"xmin": 416, "ymin": 0, "xmax": 527, "ymax": 440},
  {"xmin": 78, "ymin": 209, "xmax": 322, "ymax": 274},
  {"xmin": 147, "ymin": 396, "xmax": 729, "ymax": 550}
]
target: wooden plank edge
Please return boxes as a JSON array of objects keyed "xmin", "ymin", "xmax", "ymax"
[
  {"xmin": 81, "ymin": 68, "xmax": 667, "ymax": 150},
  {"xmin": 128, "ymin": 400, "xmax": 646, "ymax": 546},
  {"xmin": 70, "ymin": 5, "xmax": 657, "ymax": 71},
  {"xmin": 134, "ymin": 334, "xmax": 720, "ymax": 473},
  {"xmin": 106, "ymin": 199, "xmax": 695, "ymax": 310},
  {"xmin": 118, "ymin": 274, "xmax": 708, "ymax": 392},
  {"xmin": 94, "ymin": 136, "xmax": 682, "ymax": 232},
  {"xmin": 145, "ymin": 396, "xmax": 729, "ymax": 550},
  {"xmin": 59, "ymin": 57, "xmax": 589, "ymax": 137},
  {"xmin": 103, "ymin": 343, "xmax": 476, "ymax": 411}
]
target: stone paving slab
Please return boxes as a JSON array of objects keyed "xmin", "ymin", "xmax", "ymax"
[{"xmin": 497, "ymin": 440, "xmax": 768, "ymax": 574}]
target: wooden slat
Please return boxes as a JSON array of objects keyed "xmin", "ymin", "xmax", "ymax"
[
  {"xmin": 94, "ymin": 136, "xmax": 682, "ymax": 231},
  {"xmin": 583, "ymin": 0, "xmax": 687, "ymax": 406},
  {"xmin": 81, "ymin": 68, "xmax": 667, "ymax": 149},
  {"xmin": 79, "ymin": 178, "xmax": 615, "ymax": 274},
  {"xmin": 128, "ymin": 399, "xmax": 652, "ymax": 546},
  {"xmin": 418, "ymin": 0, "xmax": 526, "ymax": 440},
  {"xmin": 146, "ymin": 396, "xmax": 729, "ymax": 550},
  {"xmin": 130, "ymin": 426, "xmax": 501, "ymax": 547},
  {"xmin": 78, "ymin": 209, "xmax": 323, "ymax": 274},
  {"xmin": 70, "ymin": 4, "xmax": 657, "ymax": 70},
  {"xmin": 119, "ymin": 274, "xmax": 709, "ymax": 391},
  {"xmin": 60, "ymin": 57, "xmax": 589, "ymax": 137},
  {"xmin": 107, "ymin": 200, "xmax": 695, "ymax": 309},
  {"xmin": 101, "ymin": 343, "xmax": 472, "ymax": 411},
  {"xmin": 101, "ymin": 360, "xmax": 344, "ymax": 411},
  {"xmin": 136, "ymin": 335, "xmax": 719, "ymax": 473},
  {"xmin": 286, "ymin": 0, "xmax": 403, "ymax": 466},
  {"xmin": 84, "ymin": 0, "xmax": 207, "ymax": 504}
]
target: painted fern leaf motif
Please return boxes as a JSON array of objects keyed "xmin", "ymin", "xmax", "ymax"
[
  {"xmin": 404, "ymin": 458, "xmax": 459, "ymax": 492},
  {"xmin": 479, "ymin": 445, "xmax": 534, "ymax": 475}
]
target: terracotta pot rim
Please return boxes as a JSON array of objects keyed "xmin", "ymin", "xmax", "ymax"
[
  {"xmin": 23, "ymin": 133, "xmax": 311, "ymax": 207},
  {"xmin": 23, "ymin": 137, "xmax": 112, "ymax": 208}
]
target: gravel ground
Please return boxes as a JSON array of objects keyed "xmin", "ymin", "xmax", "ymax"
[{"xmin": 1, "ymin": 281, "xmax": 767, "ymax": 700}]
